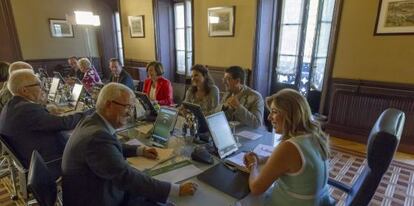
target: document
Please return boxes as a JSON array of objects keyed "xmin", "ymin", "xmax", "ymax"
[
  {"xmin": 134, "ymin": 123, "xmax": 154, "ymax": 134},
  {"xmin": 150, "ymin": 160, "xmax": 202, "ymax": 183},
  {"xmin": 236, "ymin": 130, "xmax": 262, "ymax": 140},
  {"xmin": 128, "ymin": 148, "xmax": 174, "ymax": 171},
  {"xmin": 253, "ymin": 144, "xmax": 276, "ymax": 158}
]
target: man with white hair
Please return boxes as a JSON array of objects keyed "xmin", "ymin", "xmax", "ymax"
[
  {"xmin": 62, "ymin": 83, "xmax": 197, "ymax": 206},
  {"xmin": 0, "ymin": 61, "xmax": 33, "ymax": 112},
  {"xmin": 0, "ymin": 69, "xmax": 90, "ymax": 177}
]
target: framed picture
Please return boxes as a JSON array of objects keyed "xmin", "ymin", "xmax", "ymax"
[
  {"xmin": 374, "ymin": 0, "xmax": 414, "ymax": 35},
  {"xmin": 49, "ymin": 19, "xmax": 74, "ymax": 38},
  {"xmin": 128, "ymin": 15, "xmax": 145, "ymax": 38},
  {"xmin": 208, "ymin": 6, "xmax": 235, "ymax": 37}
]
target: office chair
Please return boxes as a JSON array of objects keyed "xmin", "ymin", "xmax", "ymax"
[
  {"xmin": 172, "ymin": 82, "xmax": 187, "ymax": 106},
  {"xmin": 0, "ymin": 134, "xmax": 27, "ymax": 200},
  {"xmin": 328, "ymin": 108, "xmax": 405, "ymax": 206},
  {"xmin": 28, "ymin": 150, "xmax": 62, "ymax": 206}
]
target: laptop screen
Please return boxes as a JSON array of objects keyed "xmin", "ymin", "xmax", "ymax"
[
  {"xmin": 48, "ymin": 77, "xmax": 60, "ymax": 101},
  {"xmin": 205, "ymin": 112, "xmax": 238, "ymax": 159},
  {"xmin": 152, "ymin": 107, "xmax": 178, "ymax": 143},
  {"xmin": 70, "ymin": 83, "xmax": 83, "ymax": 107},
  {"xmin": 182, "ymin": 102, "xmax": 209, "ymax": 133},
  {"xmin": 135, "ymin": 91, "xmax": 157, "ymax": 117}
]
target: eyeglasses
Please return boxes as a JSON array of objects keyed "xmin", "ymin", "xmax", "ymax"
[
  {"xmin": 111, "ymin": 100, "xmax": 135, "ymax": 111},
  {"xmin": 24, "ymin": 82, "xmax": 41, "ymax": 88}
]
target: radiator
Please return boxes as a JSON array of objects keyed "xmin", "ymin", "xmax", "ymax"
[{"xmin": 326, "ymin": 79, "xmax": 414, "ymax": 154}]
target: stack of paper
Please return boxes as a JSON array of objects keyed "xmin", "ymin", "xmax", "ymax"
[
  {"xmin": 149, "ymin": 160, "xmax": 202, "ymax": 183},
  {"xmin": 128, "ymin": 147, "xmax": 174, "ymax": 171}
]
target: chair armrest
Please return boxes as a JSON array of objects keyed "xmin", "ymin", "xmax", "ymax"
[{"xmin": 328, "ymin": 178, "xmax": 352, "ymax": 193}]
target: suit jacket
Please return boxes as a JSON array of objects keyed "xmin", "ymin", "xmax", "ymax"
[
  {"xmin": 110, "ymin": 69, "xmax": 135, "ymax": 91},
  {"xmin": 0, "ymin": 96, "xmax": 86, "ymax": 169},
  {"xmin": 143, "ymin": 76, "xmax": 173, "ymax": 106},
  {"xmin": 62, "ymin": 113, "xmax": 171, "ymax": 206},
  {"xmin": 219, "ymin": 85, "xmax": 264, "ymax": 129}
]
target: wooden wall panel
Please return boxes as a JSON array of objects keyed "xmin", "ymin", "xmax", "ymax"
[{"xmin": 326, "ymin": 78, "xmax": 414, "ymax": 154}]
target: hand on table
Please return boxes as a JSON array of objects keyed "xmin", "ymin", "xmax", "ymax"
[
  {"xmin": 143, "ymin": 147, "xmax": 158, "ymax": 159},
  {"xmin": 179, "ymin": 182, "xmax": 198, "ymax": 196}
]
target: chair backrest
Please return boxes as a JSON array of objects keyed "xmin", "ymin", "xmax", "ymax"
[
  {"xmin": 0, "ymin": 134, "xmax": 27, "ymax": 170},
  {"xmin": 27, "ymin": 150, "xmax": 57, "ymax": 206},
  {"xmin": 172, "ymin": 82, "xmax": 187, "ymax": 105},
  {"xmin": 347, "ymin": 108, "xmax": 405, "ymax": 206}
]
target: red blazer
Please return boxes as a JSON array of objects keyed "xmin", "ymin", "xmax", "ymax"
[{"xmin": 143, "ymin": 76, "xmax": 174, "ymax": 106}]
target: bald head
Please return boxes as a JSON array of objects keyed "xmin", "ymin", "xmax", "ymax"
[{"xmin": 8, "ymin": 61, "xmax": 33, "ymax": 74}]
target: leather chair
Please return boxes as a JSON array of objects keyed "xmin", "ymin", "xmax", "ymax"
[
  {"xmin": 27, "ymin": 150, "xmax": 62, "ymax": 206},
  {"xmin": 172, "ymin": 82, "xmax": 188, "ymax": 106},
  {"xmin": 328, "ymin": 108, "xmax": 405, "ymax": 206}
]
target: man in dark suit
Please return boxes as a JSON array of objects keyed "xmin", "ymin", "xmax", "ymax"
[
  {"xmin": 109, "ymin": 58, "xmax": 135, "ymax": 91},
  {"xmin": 0, "ymin": 69, "xmax": 89, "ymax": 177},
  {"xmin": 62, "ymin": 83, "xmax": 197, "ymax": 206}
]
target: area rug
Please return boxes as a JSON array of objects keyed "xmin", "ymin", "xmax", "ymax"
[
  {"xmin": 0, "ymin": 146, "xmax": 413, "ymax": 206},
  {"xmin": 329, "ymin": 146, "xmax": 414, "ymax": 206}
]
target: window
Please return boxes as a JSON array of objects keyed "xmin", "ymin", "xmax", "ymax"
[
  {"xmin": 115, "ymin": 12, "xmax": 124, "ymax": 66},
  {"xmin": 174, "ymin": 0, "xmax": 192, "ymax": 76},
  {"xmin": 274, "ymin": 0, "xmax": 336, "ymax": 95}
]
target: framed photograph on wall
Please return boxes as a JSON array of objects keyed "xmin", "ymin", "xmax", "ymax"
[
  {"xmin": 208, "ymin": 6, "xmax": 235, "ymax": 37},
  {"xmin": 374, "ymin": 0, "xmax": 414, "ymax": 35},
  {"xmin": 128, "ymin": 15, "xmax": 145, "ymax": 38},
  {"xmin": 49, "ymin": 19, "xmax": 74, "ymax": 38}
]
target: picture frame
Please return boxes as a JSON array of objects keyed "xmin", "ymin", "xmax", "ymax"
[
  {"xmin": 208, "ymin": 6, "xmax": 235, "ymax": 37},
  {"xmin": 374, "ymin": 0, "xmax": 414, "ymax": 35},
  {"xmin": 128, "ymin": 15, "xmax": 145, "ymax": 38},
  {"xmin": 49, "ymin": 19, "xmax": 74, "ymax": 38}
]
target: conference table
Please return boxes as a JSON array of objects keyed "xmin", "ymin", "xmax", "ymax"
[{"xmin": 119, "ymin": 119, "xmax": 279, "ymax": 206}]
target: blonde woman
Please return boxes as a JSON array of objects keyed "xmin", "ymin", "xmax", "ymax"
[
  {"xmin": 78, "ymin": 58, "xmax": 101, "ymax": 93},
  {"xmin": 244, "ymin": 89, "xmax": 331, "ymax": 206}
]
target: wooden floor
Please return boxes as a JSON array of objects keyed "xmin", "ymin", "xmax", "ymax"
[{"xmin": 330, "ymin": 136, "xmax": 414, "ymax": 165}]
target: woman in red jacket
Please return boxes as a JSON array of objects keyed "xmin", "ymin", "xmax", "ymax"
[{"xmin": 142, "ymin": 61, "xmax": 173, "ymax": 106}]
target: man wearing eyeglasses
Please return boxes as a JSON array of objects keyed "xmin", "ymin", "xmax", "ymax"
[
  {"xmin": 0, "ymin": 69, "xmax": 91, "ymax": 178},
  {"xmin": 62, "ymin": 83, "xmax": 197, "ymax": 206},
  {"xmin": 219, "ymin": 66, "xmax": 264, "ymax": 129}
]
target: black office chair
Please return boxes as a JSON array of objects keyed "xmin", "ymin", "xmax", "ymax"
[
  {"xmin": 172, "ymin": 82, "xmax": 187, "ymax": 106},
  {"xmin": 0, "ymin": 134, "xmax": 28, "ymax": 200},
  {"xmin": 27, "ymin": 150, "xmax": 62, "ymax": 206},
  {"xmin": 328, "ymin": 108, "xmax": 405, "ymax": 206}
]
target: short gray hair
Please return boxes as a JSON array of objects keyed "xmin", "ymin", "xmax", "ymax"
[
  {"xmin": 7, "ymin": 69, "xmax": 36, "ymax": 95},
  {"xmin": 96, "ymin": 83, "xmax": 134, "ymax": 113},
  {"xmin": 9, "ymin": 61, "xmax": 33, "ymax": 74},
  {"xmin": 78, "ymin": 58, "xmax": 91, "ymax": 68}
]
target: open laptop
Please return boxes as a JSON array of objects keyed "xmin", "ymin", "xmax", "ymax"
[
  {"xmin": 150, "ymin": 107, "xmax": 178, "ymax": 148},
  {"xmin": 205, "ymin": 111, "xmax": 239, "ymax": 159},
  {"xmin": 59, "ymin": 83, "xmax": 83, "ymax": 113},
  {"xmin": 48, "ymin": 77, "xmax": 60, "ymax": 102},
  {"xmin": 182, "ymin": 102, "xmax": 209, "ymax": 134}
]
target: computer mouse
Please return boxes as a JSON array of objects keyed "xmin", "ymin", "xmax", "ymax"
[{"xmin": 191, "ymin": 146, "xmax": 214, "ymax": 164}]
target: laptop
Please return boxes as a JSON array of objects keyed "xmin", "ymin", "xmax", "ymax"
[
  {"xmin": 181, "ymin": 102, "xmax": 209, "ymax": 134},
  {"xmin": 48, "ymin": 77, "xmax": 60, "ymax": 102},
  {"xmin": 197, "ymin": 111, "xmax": 250, "ymax": 199},
  {"xmin": 150, "ymin": 107, "xmax": 178, "ymax": 148},
  {"xmin": 205, "ymin": 111, "xmax": 239, "ymax": 159},
  {"xmin": 59, "ymin": 83, "xmax": 83, "ymax": 113}
]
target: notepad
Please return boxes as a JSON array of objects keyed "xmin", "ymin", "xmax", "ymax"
[
  {"xmin": 128, "ymin": 148, "xmax": 174, "ymax": 171},
  {"xmin": 149, "ymin": 160, "xmax": 202, "ymax": 183},
  {"xmin": 224, "ymin": 152, "xmax": 249, "ymax": 173}
]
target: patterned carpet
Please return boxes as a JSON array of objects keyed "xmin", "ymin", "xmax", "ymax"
[
  {"xmin": 0, "ymin": 146, "xmax": 413, "ymax": 206},
  {"xmin": 329, "ymin": 146, "xmax": 414, "ymax": 206}
]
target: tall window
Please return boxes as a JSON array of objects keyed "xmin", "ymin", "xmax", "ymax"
[
  {"xmin": 274, "ymin": 0, "xmax": 336, "ymax": 95},
  {"xmin": 174, "ymin": 0, "xmax": 192, "ymax": 75},
  {"xmin": 115, "ymin": 12, "xmax": 124, "ymax": 66}
]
